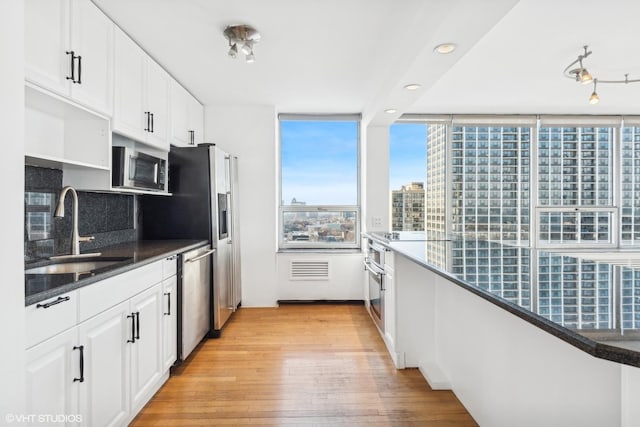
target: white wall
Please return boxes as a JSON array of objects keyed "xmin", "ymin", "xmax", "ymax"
[
  {"xmin": 204, "ymin": 105, "xmax": 279, "ymax": 307},
  {"xmin": 364, "ymin": 125, "xmax": 390, "ymax": 232},
  {"xmin": 0, "ymin": 0, "xmax": 26, "ymax": 417},
  {"xmin": 204, "ymin": 106, "xmax": 369, "ymax": 305}
]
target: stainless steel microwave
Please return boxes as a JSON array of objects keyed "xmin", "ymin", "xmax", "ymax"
[{"xmin": 112, "ymin": 147, "xmax": 166, "ymax": 192}]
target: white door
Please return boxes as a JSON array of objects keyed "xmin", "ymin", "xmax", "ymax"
[
  {"xmin": 144, "ymin": 60, "xmax": 170, "ymax": 150},
  {"xmin": 77, "ymin": 301, "xmax": 131, "ymax": 427},
  {"xmin": 129, "ymin": 284, "xmax": 163, "ymax": 413},
  {"xmin": 162, "ymin": 276, "xmax": 178, "ymax": 372},
  {"xmin": 69, "ymin": 0, "xmax": 113, "ymax": 115},
  {"xmin": 170, "ymin": 81, "xmax": 190, "ymax": 147},
  {"xmin": 113, "ymin": 28, "xmax": 145, "ymax": 141},
  {"xmin": 25, "ymin": 327, "xmax": 80, "ymax": 426},
  {"xmin": 24, "ymin": 0, "xmax": 71, "ymax": 96}
]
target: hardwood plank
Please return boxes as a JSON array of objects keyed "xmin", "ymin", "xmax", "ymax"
[{"xmin": 130, "ymin": 304, "xmax": 477, "ymax": 426}]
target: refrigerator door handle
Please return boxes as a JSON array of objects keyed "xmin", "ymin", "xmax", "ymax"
[
  {"xmin": 185, "ymin": 248, "xmax": 216, "ymax": 263},
  {"xmin": 226, "ymin": 191, "xmax": 232, "ymax": 244}
]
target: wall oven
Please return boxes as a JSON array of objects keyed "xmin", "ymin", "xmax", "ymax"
[
  {"xmin": 112, "ymin": 147, "xmax": 167, "ymax": 192},
  {"xmin": 364, "ymin": 238, "xmax": 386, "ymax": 332}
]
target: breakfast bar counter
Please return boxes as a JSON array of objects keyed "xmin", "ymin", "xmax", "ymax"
[{"xmin": 365, "ymin": 232, "xmax": 640, "ymax": 427}]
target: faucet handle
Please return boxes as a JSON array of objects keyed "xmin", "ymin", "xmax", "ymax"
[{"xmin": 79, "ymin": 236, "xmax": 95, "ymax": 243}]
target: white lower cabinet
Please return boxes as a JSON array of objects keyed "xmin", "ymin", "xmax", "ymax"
[
  {"xmin": 129, "ymin": 285, "xmax": 163, "ymax": 415},
  {"xmin": 78, "ymin": 300, "xmax": 131, "ymax": 427},
  {"xmin": 161, "ymin": 276, "xmax": 178, "ymax": 372},
  {"xmin": 25, "ymin": 328, "xmax": 79, "ymax": 426},
  {"xmin": 25, "ymin": 258, "xmax": 178, "ymax": 427}
]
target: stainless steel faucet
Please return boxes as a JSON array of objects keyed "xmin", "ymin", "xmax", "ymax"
[{"xmin": 54, "ymin": 186, "xmax": 95, "ymax": 257}]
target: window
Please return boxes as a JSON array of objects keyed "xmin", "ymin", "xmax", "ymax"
[
  {"xmin": 279, "ymin": 115, "xmax": 360, "ymax": 249},
  {"xmin": 390, "ymin": 123, "xmax": 427, "ymax": 232}
]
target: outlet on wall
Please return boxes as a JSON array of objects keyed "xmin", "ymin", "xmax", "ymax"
[{"xmin": 372, "ymin": 216, "xmax": 382, "ymax": 227}]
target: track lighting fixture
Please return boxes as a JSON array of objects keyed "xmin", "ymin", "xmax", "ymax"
[
  {"xmin": 589, "ymin": 79, "xmax": 599, "ymax": 105},
  {"xmin": 564, "ymin": 45, "xmax": 640, "ymax": 104},
  {"xmin": 224, "ymin": 24, "xmax": 260, "ymax": 63}
]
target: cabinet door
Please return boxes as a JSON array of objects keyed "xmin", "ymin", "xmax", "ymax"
[
  {"xmin": 78, "ymin": 301, "xmax": 131, "ymax": 427},
  {"xmin": 383, "ymin": 268, "xmax": 395, "ymax": 347},
  {"xmin": 162, "ymin": 277, "xmax": 178, "ymax": 372},
  {"xmin": 25, "ymin": 327, "xmax": 80, "ymax": 426},
  {"xmin": 129, "ymin": 284, "xmax": 163, "ymax": 413},
  {"xmin": 69, "ymin": 0, "xmax": 113, "ymax": 115},
  {"xmin": 24, "ymin": 0, "xmax": 71, "ymax": 96},
  {"xmin": 189, "ymin": 94, "xmax": 205, "ymax": 145},
  {"xmin": 113, "ymin": 28, "xmax": 145, "ymax": 141},
  {"xmin": 170, "ymin": 81, "xmax": 190, "ymax": 147},
  {"xmin": 144, "ymin": 59, "xmax": 170, "ymax": 150}
]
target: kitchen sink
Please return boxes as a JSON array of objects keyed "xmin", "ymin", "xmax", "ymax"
[{"xmin": 25, "ymin": 258, "xmax": 130, "ymax": 275}]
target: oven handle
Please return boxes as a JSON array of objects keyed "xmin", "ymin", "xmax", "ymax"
[{"xmin": 363, "ymin": 260, "xmax": 384, "ymax": 277}]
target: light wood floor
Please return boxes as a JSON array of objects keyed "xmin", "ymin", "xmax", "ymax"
[{"xmin": 131, "ymin": 304, "xmax": 477, "ymax": 426}]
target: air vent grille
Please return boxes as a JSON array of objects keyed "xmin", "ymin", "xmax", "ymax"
[{"xmin": 290, "ymin": 260, "xmax": 330, "ymax": 281}]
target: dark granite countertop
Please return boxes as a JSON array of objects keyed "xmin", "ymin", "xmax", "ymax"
[
  {"xmin": 365, "ymin": 232, "xmax": 640, "ymax": 368},
  {"xmin": 25, "ymin": 239, "xmax": 208, "ymax": 306}
]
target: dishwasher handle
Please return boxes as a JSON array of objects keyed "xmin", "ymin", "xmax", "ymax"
[{"xmin": 185, "ymin": 248, "xmax": 216, "ymax": 263}]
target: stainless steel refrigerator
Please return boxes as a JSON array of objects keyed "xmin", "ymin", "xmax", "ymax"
[{"xmin": 140, "ymin": 144, "xmax": 242, "ymax": 337}]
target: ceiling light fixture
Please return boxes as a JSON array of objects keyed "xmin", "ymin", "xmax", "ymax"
[
  {"xmin": 384, "ymin": 109, "xmax": 397, "ymax": 114},
  {"xmin": 589, "ymin": 79, "xmax": 600, "ymax": 105},
  {"xmin": 403, "ymin": 83, "xmax": 422, "ymax": 91},
  {"xmin": 564, "ymin": 45, "xmax": 640, "ymax": 104},
  {"xmin": 224, "ymin": 24, "xmax": 260, "ymax": 63},
  {"xmin": 434, "ymin": 43, "xmax": 456, "ymax": 54}
]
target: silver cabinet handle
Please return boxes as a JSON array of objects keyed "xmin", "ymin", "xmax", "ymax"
[{"xmin": 185, "ymin": 248, "xmax": 216, "ymax": 263}]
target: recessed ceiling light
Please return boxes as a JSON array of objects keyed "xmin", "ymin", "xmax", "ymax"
[
  {"xmin": 384, "ymin": 109, "xmax": 397, "ymax": 114},
  {"xmin": 403, "ymin": 83, "xmax": 422, "ymax": 91},
  {"xmin": 434, "ymin": 43, "xmax": 457, "ymax": 54}
]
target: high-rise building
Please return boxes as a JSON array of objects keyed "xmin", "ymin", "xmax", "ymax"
[
  {"xmin": 425, "ymin": 124, "xmax": 447, "ymax": 236},
  {"xmin": 391, "ymin": 182, "xmax": 425, "ymax": 231},
  {"xmin": 424, "ymin": 124, "xmax": 531, "ymax": 243}
]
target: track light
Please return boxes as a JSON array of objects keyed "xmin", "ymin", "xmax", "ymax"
[
  {"xmin": 564, "ymin": 45, "xmax": 640, "ymax": 103},
  {"xmin": 579, "ymin": 69, "xmax": 593, "ymax": 85},
  {"xmin": 241, "ymin": 41, "xmax": 253, "ymax": 56},
  {"xmin": 589, "ymin": 80, "xmax": 600, "ymax": 105},
  {"xmin": 228, "ymin": 43, "xmax": 238, "ymax": 58},
  {"xmin": 224, "ymin": 25, "xmax": 261, "ymax": 62}
]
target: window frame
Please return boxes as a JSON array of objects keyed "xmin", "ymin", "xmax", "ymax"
[{"xmin": 278, "ymin": 114, "xmax": 361, "ymax": 250}]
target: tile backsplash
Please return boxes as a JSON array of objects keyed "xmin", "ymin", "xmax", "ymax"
[{"xmin": 25, "ymin": 165, "xmax": 136, "ymax": 262}]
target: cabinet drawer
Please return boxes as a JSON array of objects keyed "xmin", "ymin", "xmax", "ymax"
[
  {"xmin": 25, "ymin": 291, "xmax": 78, "ymax": 349},
  {"xmin": 162, "ymin": 255, "xmax": 178, "ymax": 279},
  {"xmin": 78, "ymin": 261, "xmax": 163, "ymax": 322}
]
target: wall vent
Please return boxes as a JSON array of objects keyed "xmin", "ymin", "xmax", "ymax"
[{"xmin": 289, "ymin": 260, "xmax": 330, "ymax": 281}]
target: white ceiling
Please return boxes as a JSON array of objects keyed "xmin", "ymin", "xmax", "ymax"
[{"xmin": 93, "ymin": 0, "xmax": 640, "ymax": 126}]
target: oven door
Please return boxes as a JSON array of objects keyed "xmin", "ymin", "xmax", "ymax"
[{"xmin": 365, "ymin": 260, "xmax": 385, "ymax": 332}]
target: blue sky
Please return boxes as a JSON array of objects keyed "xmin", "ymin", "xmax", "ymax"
[
  {"xmin": 281, "ymin": 120, "xmax": 358, "ymax": 205},
  {"xmin": 389, "ymin": 124, "xmax": 427, "ymax": 191},
  {"xmin": 281, "ymin": 121, "xmax": 426, "ymax": 205}
]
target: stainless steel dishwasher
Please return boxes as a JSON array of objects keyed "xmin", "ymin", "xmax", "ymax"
[{"xmin": 178, "ymin": 245, "xmax": 215, "ymax": 361}]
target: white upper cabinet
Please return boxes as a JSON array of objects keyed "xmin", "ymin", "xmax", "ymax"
[
  {"xmin": 171, "ymin": 80, "xmax": 204, "ymax": 147},
  {"xmin": 113, "ymin": 28, "xmax": 170, "ymax": 151},
  {"xmin": 145, "ymin": 60, "xmax": 171, "ymax": 150},
  {"xmin": 113, "ymin": 29, "xmax": 145, "ymax": 141},
  {"xmin": 25, "ymin": 0, "xmax": 114, "ymax": 116},
  {"xmin": 189, "ymin": 91, "xmax": 205, "ymax": 146}
]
